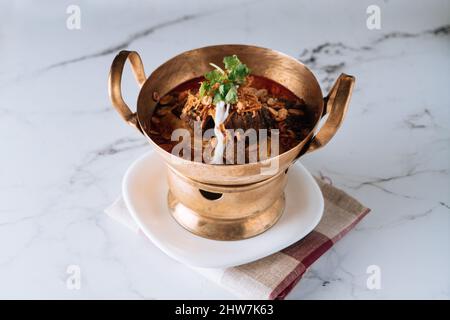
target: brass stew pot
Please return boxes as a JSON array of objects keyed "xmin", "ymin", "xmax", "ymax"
[{"xmin": 108, "ymin": 45, "xmax": 354, "ymax": 185}]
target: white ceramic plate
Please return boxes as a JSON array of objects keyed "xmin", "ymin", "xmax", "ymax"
[{"xmin": 122, "ymin": 151, "xmax": 324, "ymax": 268}]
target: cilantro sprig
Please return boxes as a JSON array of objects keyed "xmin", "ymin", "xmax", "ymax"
[{"xmin": 199, "ymin": 55, "xmax": 250, "ymax": 105}]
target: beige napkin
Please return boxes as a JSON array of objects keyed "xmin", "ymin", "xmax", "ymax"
[{"xmin": 105, "ymin": 177, "xmax": 370, "ymax": 299}]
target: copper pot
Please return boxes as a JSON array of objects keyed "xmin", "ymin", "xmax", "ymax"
[{"xmin": 108, "ymin": 45, "xmax": 355, "ymax": 240}]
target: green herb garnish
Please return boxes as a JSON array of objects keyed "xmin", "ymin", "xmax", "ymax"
[{"xmin": 199, "ymin": 55, "xmax": 250, "ymax": 104}]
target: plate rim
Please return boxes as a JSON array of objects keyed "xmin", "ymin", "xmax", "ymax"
[{"xmin": 122, "ymin": 151, "xmax": 324, "ymax": 268}]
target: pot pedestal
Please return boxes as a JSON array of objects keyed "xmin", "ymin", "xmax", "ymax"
[{"xmin": 166, "ymin": 167, "xmax": 287, "ymax": 241}]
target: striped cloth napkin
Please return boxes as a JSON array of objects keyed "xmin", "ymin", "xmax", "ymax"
[{"xmin": 105, "ymin": 177, "xmax": 370, "ymax": 299}]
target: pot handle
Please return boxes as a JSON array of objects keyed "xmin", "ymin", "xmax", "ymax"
[
  {"xmin": 108, "ymin": 50, "xmax": 146, "ymax": 133},
  {"xmin": 304, "ymin": 73, "xmax": 355, "ymax": 154}
]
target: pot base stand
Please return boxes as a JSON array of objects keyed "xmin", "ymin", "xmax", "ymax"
[{"xmin": 168, "ymin": 191, "xmax": 285, "ymax": 241}]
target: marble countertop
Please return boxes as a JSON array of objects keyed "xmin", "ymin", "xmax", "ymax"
[{"xmin": 0, "ymin": 0, "xmax": 448, "ymax": 299}]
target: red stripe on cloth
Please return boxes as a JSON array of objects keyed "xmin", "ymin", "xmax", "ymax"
[
  {"xmin": 282, "ymin": 231, "xmax": 332, "ymax": 266},
  {"xmin": 271, "ymin": 231, "xmax": 332, "ymax": 299},
  {"xmin": 269, "ymin": 262, "xmax": 307, "ymax": 300},
  {"xmin": 274, "ymin": 270, "xmax": 303, "ymax": 300},
  {"xmin": 272, "ymin": 209, "xmax": 371, "ymax": 299},
  {"xmin": 301, "ymin": 236, "xmax": 333, "ymax": 268},
  {"xmin": 331, "ymin": 208, "xmax": 371, "ymax": 243}
]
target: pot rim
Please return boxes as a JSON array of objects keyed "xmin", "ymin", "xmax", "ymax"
[{"xmin": 136, "ymin": 43, "xmax": 324, "ymax": 168}]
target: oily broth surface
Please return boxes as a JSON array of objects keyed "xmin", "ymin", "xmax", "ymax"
[{"xmin": 148, "ymin": 76, "xmax": 316, "ymax": 163}]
